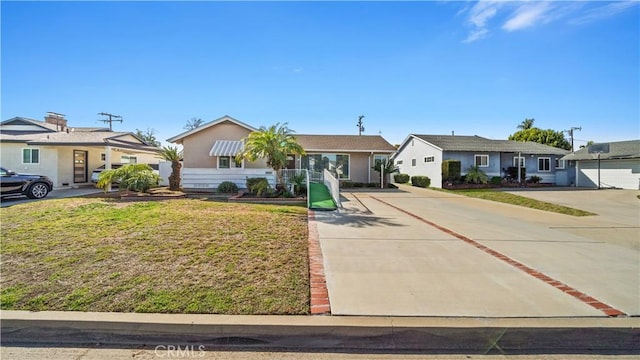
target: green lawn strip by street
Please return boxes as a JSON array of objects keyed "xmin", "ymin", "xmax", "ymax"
[
  {"xmin": 0, "ymin": 198, "xmax": 309, "ymax": 314},
  {"xmin": 437, "ymin": 188, "xmax": 595, "ymax": 216}
]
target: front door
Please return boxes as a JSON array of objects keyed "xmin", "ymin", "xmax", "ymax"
[{"xmin": 73, "ymin": 150, "xmax": 88, "ymax": 183}]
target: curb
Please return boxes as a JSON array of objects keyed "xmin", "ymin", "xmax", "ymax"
[{"xmin": 1, "ymin": 311, "xmax": 639, "ymax": 354}]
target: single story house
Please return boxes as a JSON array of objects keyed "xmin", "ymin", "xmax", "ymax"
[
  {"xmin": 561, "ymin": 140, "xmax": 639, "ymax": 190},
  {"xmin": 166, "ymin": 115, "xmax": 396, "ymax": 191},
  {"xmin": 1, "ymin": 113, "xmax": 162, "ymax": 188},
  {"xmin": 392, "ymin": 134, "xmax": 572, "ymax": 188}
]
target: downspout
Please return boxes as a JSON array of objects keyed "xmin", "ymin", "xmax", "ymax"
[{"xmin": 368, "ymin": 152, "xmax": 372, "ymax": 183}]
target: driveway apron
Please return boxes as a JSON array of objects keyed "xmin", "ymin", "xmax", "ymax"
[{"xmin": 312, "ymin": 187, "xmax": 639, "ymax": 317}]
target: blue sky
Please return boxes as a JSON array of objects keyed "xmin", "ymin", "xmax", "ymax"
[{"xmin": 2, "ymin": 1, "xmax": 638, "ymax": 147}]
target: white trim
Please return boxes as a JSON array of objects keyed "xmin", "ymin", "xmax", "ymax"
[
  {"xmin": 167, "ymin": 115, "xmax": 257, "ymax": 143},
  {"xmin": 555, "ymin": 158, "xmax": 566, "ymax": 169},
  {"xmin": 513, "ymin": 156, "xmax": 525, "ymax": 167},
  {"xmin": 538, "ymin": 157, "xmax": 551, "ymax": 172},
  {"xmin": 303, "ymin": 148, "xmax": 394, "ymax": 153},
  {"xmin": 411, "ymin": 158, "xmax": 417, "ymax": 167},
  {"xmin": 217, "ymin": 156, "xmax": 244, "ymax": 170},
  {"xmin": 424, "ymin": 155, "xmax": 435, "ymax": 163},
  {"xmin": 21, "ymin": 147, "xmax": 40, "ymax": 164},
  {"xmin": 474, "ymin": 154, "xmax": 489, "ymax": 167},
  {"xmin": 303, "ymin": 153, "xmax": 351, "ymax": 180}
]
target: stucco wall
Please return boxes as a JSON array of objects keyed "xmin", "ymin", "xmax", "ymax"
[
  {"xmin": 1, "ymin": 143, "xmax": 59, "ymax": 187},
  {"xmin": 394, "ymin": 138, "xmax": 443, "ymax": 187}
]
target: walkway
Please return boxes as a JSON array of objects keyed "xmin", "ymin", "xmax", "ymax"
[{"xmin": 311, "ymin": 186, "xmax": 639, "ymax": 317}]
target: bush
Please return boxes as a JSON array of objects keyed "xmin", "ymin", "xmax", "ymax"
[
  {"xmin": 246, "ymin": 177, "xmax": 267, "ymax": 190},
  {"xmin": 340, "ymin": 181, "xmax": 354, "ymax": 188},
  {"xmin": 465, "ymin": 166, "xmax": 489, "ymax": 184},
  {"xmin": 394, "ymin": 173, "xmax": 410, "ymax": 183},
  {"xmin": 528, "ymin": 175, "xmax": 542, "ymax": 184},
  {"xmin": 97, "ymin": 164, "xmax": 160, "ymax": 193},
  {"xmin": 366, "ymin": 182, "xmax": 379, "ymax": 188},
  {"xmin": 246, "ymin": 177, "xmax": 271, "ymax": 197},
  {"xmin": 411, "ymin": 176, "xmax": 431, "ymax": 188},
  {"xmin": 442, "ymin": 160, "xmax": 461, "ymax": 181},
  {"xmin": 217, "ymin": 181, "xmax": 238, "ymax": 193},
  {"xmin": 353, "ymin": 182, "xmax": 366, "ymax": 188},
  {"xmin": 490, "ymin": 176, "xmax": 502, "ymax": 185},
  {"xmin": 506, "ymin": 167, "xmax": 526, "ymax": 182}
]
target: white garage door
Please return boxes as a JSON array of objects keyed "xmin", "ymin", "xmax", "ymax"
[{"xmin": 577, "ymin": 159, "xmax": 640, "ymax": 189}]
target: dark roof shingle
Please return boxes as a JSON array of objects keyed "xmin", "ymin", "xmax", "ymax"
[
  {"xmin": 294, "ymin": 134, "xmax": 396, "ymax": 152},
  {"xmin": 413, "ymin": 134, "xmax": 569, "ymax": 155},
  {"xmin": 561, "ymin": 140, "xmax": 640, "ymax": 161}
]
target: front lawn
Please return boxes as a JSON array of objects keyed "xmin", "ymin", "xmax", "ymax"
[
  {"xmin": 439, "ymin": 188, "xmax": 595, "ymax": 216},
  {"xmin": 0, "ymin": 198, "xmax": 309, "ymax": 314}
]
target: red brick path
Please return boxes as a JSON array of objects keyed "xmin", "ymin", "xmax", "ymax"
[
  {"xmin": 308, "ymin": 210, "xmax": 331, "ymax": 315},
  {"xmin": 370, "ymin": 196, "xmax": 626, "ymax": 317}
]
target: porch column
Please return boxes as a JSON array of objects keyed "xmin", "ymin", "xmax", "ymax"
[{"xmin": 104, "ymin": 145, "xmax": 112, "ymax": 192}]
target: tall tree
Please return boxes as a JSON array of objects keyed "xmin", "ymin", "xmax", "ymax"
[
  {"xmin": 236, "ymin": 123, "xmax": 305, "ymax": 185},
  {"xmin": 184, "ymin": 117, "xmax": 204, "ymax": 131},
  {"xmin": 135, "ymin": 128, "xmax": 161, "ymax": 147},
  {"xmin": 517, "ymin": 118, "xmax": 535, "ymax": 130},
  {"xmin": 372, "ymin": 158, "xmax": 398, "ymax": 187},
  {"xmin": 160, "ymin": 146, "xmax": 183, "ymax": 191},
  {"xmin": 508, "ymin": 127, "xmax": 571, "ymax": 150}
]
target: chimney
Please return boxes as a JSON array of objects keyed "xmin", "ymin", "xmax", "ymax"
[{"xmin": 44, "ymin": 112, "xmax": 68, "ymax": 132}]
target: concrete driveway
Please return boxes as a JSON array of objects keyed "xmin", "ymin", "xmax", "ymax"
[
  {"xmin": 0, "ymin": 186, "xmax": 102, "ymax": 208},
  {"xmin": 312, "ymin": 186, "xmax": 639, "ymax": 317}
]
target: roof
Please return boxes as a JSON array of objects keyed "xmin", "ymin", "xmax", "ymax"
[
  {"xmin": 561, "ymin": 140, "xmax": 640, "ymax": 161},
  {"xmin": 209, "ymin": 140, "xmax": 244, "ymax": 156},
  {"xmin": 0, "ymin": 131, "xmax": 160, "ymax": 153},
  {"xmin": 166, "ymin": 115, "xmax": 257, "ymax": 144},
  {"xmin": 294, "ymin": 135, "xmax": 396, "ymax": 153},
  {"xmin": 409, "ymin": 134, "xmax": 569, "ymax": 155},
  {"xmin": 1, "ymin": 117, "xmax": 110, "ymax": 133}
]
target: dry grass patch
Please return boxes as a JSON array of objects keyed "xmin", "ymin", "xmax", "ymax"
[{"xmin": 1, "ymin": 198, "xmax": 309, "ymax": 314}]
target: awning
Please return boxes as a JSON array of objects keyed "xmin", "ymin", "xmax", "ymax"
[{"xmin": 209, "ymin": 140, "xmax": 244, "ymax": 157}]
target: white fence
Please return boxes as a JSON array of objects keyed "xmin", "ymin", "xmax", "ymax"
[
  {"xmin": 323, "ymin": 169, "xmax": 341, "ymax": 207},
  {"xmin": 182, "ymin": 168, "xmax": 276, "ymax": 191}
]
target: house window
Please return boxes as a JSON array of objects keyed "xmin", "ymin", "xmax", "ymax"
[
  {"xmin": 411, "ymin": 158, "xmax": 417, "ymax": 167},
  {"xmin": 22, "ymin": 148, "xmax": 40, "ymax": 164},
  {"xmin": 373, "ymin": 154, "xmax": 388, "ymax": 167},
  {"xmin": 101, "ymin": 153, "xmax": 106, "ymax": 161},
  {"xmin": 555, "ymin": 159, "xmax": 565, "ymax": 169},
  {"xmin": 396, "ymin": 160, "xmax": 403, "ymax": 165},
  {"xmin": 538, "ymin": 157, "xmax": 551, "ymax": 172},
  {"xmin": 474, "ymin": 155, "xmax": 489, "ymax": 167},
  {"xmin": 301, "ymin": 154, "xmax": 350, "ymax": 179},
  {"xmin": 424, "ymin": 156, "xmax": 435, "ymax": 163},
  {"xmin": 121, "ymin": 155, "xmax": 137, "ymax": 164},
  {"xmin": 234, "ymin": 157, "xmax": 243, "ymax": 168},
  {"xmin": 219, "ymin": 156, "xmax": 230, "ymax": 169},
  {"xmin": 513, "ymin": 156, "xmax": 525, "ymax": 168}
]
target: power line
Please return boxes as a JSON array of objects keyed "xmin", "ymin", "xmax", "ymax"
[
  {"xmin": 98, "ymin": 112, "xmax": 123, "ymax": 131},
  {"xmin": 564, "ymin": 126, "xmax": 581, "ymax": 152}
]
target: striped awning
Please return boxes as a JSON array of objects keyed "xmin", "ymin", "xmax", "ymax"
[{"xmin": 209, "ymin": 140, "xmax": 244, "ymax": 157}]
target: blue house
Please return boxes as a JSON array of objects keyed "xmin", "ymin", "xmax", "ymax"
[{"xmin": 392, "ymin": 134, "xmax": 572, "ymax": 188}]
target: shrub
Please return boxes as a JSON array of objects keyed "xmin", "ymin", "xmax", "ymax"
[
  {"xmin": 394, "ymin": 173, "xmax": 410, "ymax": 183},
  {"xmin": 352, "ymin": 182, "xmax": 365, "ymax": 188},
  {"xmin": 442, "ymin": 160, "xmax": 461, "ymax": 181},
  {"xmin": 490, "ymin": 176, "xmax": 502, "ymax": 185},
  {"xmin": 97, "ymin": 164, "xmax": 160, "ymax": 193},
  {"xmin": 366, "ymin": 182, "xmax": 379, "ymax": 188},
  {"xmin": 411, "ymin": 176, "xmax": 431, "ymax": 188},
  {"xmin": 217, "ymin": 181, "xmax": 238, "ymax": 193},
  {"xmin": 341, "ymin": 181, "xmax": 355, "ymax": 188},
  {"xmin": 246, "ymin": 177, "xmax": 271, "ymax": 197},
  {"xmin": 528, "ymin": 175, "xmax": 542, "ymax": 184},
  {"xmin": 465, "ymin": 166, "xmax": 489, "ymax": 184},
  {"xmin": 506, "ymin": 167, "xmax": 526, "ymax": 182},
  {"xmin": 246, "ymin": 177, "xmax": 267, "ymax": 190}
]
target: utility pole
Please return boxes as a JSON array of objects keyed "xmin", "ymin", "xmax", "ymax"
[
  {"xmin": 357, "ymin": 115, "xmax": 365, "ymax": 136},
  {"xmin": 98, "ymin": 112, "xmax": 123, "ymax": 131},
  {"xmin": 564, "ymin": 126, "xmax": 582, "ymax": 152}
]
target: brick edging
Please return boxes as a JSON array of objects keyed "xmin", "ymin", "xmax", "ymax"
[
  {"xmin": 307, "ymin": 210, "xmax": 331, "ymax": 315},
  {"xmin": 370, "ymin": 196, "xmax": 627, "ymax": 318}
]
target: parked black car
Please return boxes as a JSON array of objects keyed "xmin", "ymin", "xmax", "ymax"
[{"xmin": 0, "ymin": 167, "xmax": 54, "ymax": 199}]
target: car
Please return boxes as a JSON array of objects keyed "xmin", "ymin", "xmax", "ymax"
[
  {"xmin": 91, "ymin": 163, "xmax": 159, "ymax": 183},
  {"xmin": 0, "ymin": 167, "xmax": 54, "ymax": 199}
]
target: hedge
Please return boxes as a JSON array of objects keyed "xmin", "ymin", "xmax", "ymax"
[
  {"xmin": 442, "ymin": 160, "xmax": 461, "ymax": 181},
  {"xmin": 411, "ymin": 175, "xmax": 431, "ymax": 188},
  {"xmin": 394, "ymin": 173, "xmax": 410, "ymax": 183}
]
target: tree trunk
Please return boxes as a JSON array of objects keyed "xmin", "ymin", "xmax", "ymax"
[{"xmin": 169, "ymin": 160, "xmax": 182, "ymax": 191}]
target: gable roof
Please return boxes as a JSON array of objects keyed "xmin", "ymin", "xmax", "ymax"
[
  {"xmin": 295, "ymin": 134, "xmax": 396, "ymax": 153},
  {"xmin": 0, "ymin": 131, "xmax": 160, "ymax": 153},
  {"xmin": 561, "ymin": 140, "xmax": 640, "ymax": 161},
  {"xmin": 408, "ymin": 134, "xmax": 569, "ymax": 155},
  {"xmin": 166, "ymin": 115, "xmax": 257, "ymax": 144},
  {"xmin": 1, "ymin": 116, "xmax": 111, "ymax": 133}
]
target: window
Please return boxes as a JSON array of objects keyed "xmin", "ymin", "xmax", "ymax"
[
  {"xmin": 424, "ymin": 156, "xmax": 435, "ymax": 163},
  {"xmin": 513, "ymin": 156, "xmax": 525, "ymax": 168},
  {"xmin": 301, "ymin": 154, "xmax": 350, "ymax": 179},
  {"xmin": 411, "ymin": 158, "xmax": 417, "ymax": 167},
  {"xmin": 396, "ymin": 160, "xmax": 403, "ymax": 165},
  {"xmin": 218, "ymin": 156, "xmax": 230, "ymax": 169},
  {"xmin": 555, "ymin": 159, "xmax": 565, "ymax": 169},
  {"xmin": 538, "ymin": 157, "xmax": 551, "ymax": 172},
  {"xmin": 474, "ymin": 154, "xmax": 489, "ymax": 167},
  {"xmin": 234, "ymin": 157, "xmax": 243, "ymax": 168},
  {"xmin": 22, "ymin": 148, "xmax": 40, "ymax": 164},
  {"xmin": 374, "ymin": 154, "xmax": 388, "ymax": 167},
  {"xmin": 100, "ymin": 153, "xmax": 106, "ymax": 161},
  {"xmin": 121, "ymin": 155, "xmax": 137, "ymax": 164}
]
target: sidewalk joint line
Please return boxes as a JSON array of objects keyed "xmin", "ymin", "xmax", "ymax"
[{"xmin": 370, "ymin": 195, "xmax": 627, "ymax": 318}]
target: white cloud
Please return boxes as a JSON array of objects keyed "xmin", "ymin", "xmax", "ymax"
[
  {"xmin": 463, "ymin": 1, "xmax": 505, "ymax": 43},
  {"xmin": 502, "ymin": 2, "xmax": 553, "ymax": 32},
  {"xmin": 569, "ymin": 1, "xmax": 638, "ymax": 25}
]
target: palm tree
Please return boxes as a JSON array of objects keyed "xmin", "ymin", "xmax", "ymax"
[
  {"xmin": 236, "ymin": 123, "xmax": 305, "ymax": 185},
  {"xmin": 372, "ymin": 158, "xmax": 398, "ymax": 187},
  {"xmin": 160, "ymin": 146, "xmax": 183, "ymax": 191},
  {"xmin": 517, "ymin": 118, "xmax": 535, "ymax": 130}
]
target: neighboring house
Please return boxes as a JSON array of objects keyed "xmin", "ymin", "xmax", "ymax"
[
  {"xmin": 1, "ymin": 113, "xmax": 162, "ymax": 188},
  {"xmin": 392, "ymin": 134, "xmax": 572, "ymax": 188},
  {"xmin": 561, "ymin": 140, "xmax": 640, "ymax": 190},
  {"xmin": 166, "ymin": 115, "xmax": 397, "ymax": 191}
]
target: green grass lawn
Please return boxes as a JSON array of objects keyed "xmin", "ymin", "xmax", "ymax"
[
  {"xmin": 439, "ymin": 188, "xmax": 595, "ymax": 216},
  {"xmin": 1, "ymin": 198, "xmax": 309, "ymax": 314}
]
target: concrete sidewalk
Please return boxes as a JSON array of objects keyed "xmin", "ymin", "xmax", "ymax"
[{"xmin": 313, "ymin": 187, "xmax": 639, "ymax": 317}]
